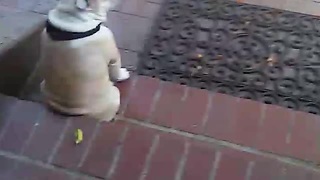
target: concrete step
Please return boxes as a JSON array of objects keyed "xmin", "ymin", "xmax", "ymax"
[{"xmin": 0, "ymin": 6, "xmax": 45, "ymax": 97}]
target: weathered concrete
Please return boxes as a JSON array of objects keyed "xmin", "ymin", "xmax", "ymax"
[{"xmin": 0, "ymin": 6, "xmax": 45, "ymax": 97}]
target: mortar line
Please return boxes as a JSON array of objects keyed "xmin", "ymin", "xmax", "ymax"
[
  {"xmin": 106, "ymin": 125, "xmax": 130, "ymax": 179},
  {"xmin": 118, "ymin": 116, "xmax": 320, "ymax": 172},
  {"xmin": 20, "ymin": 107, "xmax": 47, "ymax": 155},
  {"xmin": 286, "ymin": 111, "xmax": 296, "ymax": 145},
  {"xmin": 109, "ymin": 10, "xmax": 156, "ymax": 19},
  {"xmin": 0, "ymin": 150, "xmax": 102, "ymax": 180},
  {"xmin": 0, "ymin": 101, "xmax": 22, "ymax": 142},
  {"xmin": 47, "ymin": 118, "xmax": 71, "ymax": 164},
  {"xmin": 119, "ymin": 76, "xmax": 138, "ymax": 116},
  {"xmin": 258, "ymin": 104, "xmax": 267, "ymax": 127},
  {"xmin": 139, "ymin": 134, "xmax": 160, "ymax": 180},
  {"xmin": 245, "ymin": 161, "xmax": 255, "ymax": 180},
  {"xmin": 147, "ymin": 81, "xmax": 164, "ymax": 123},
  {"xmin": 78, "ymin": 121, "xmax": 101, "ymax": 168},
  {"xmin": 175, "ymin": 140, "xmax": 190, "ymax": 180},
  {"xmin": 280, "ymin": 165, "xmax": 288, "ymax": 179},
  {"xmin": 200, "ymin": 92, "xmax": 214, "ymax": 132},
  {"xmin": 255, "ymin": 104, "xmax": 266, "ymax": 147},
  {"xmin": 181, "ymin": 86, "xmax": 189, "ymax": 101},
  {"xmin": 209, "ymin": 151, "xmax": 221, "ymax": 180}
]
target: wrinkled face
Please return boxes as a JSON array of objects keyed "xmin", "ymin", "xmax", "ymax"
[
  {"xmin": 89, "ymin": 0, "xmax": 112, "ymax": 18},
  {"xmin": 76, "ymin": 0, "xmax": 116, "ymax": 20}
]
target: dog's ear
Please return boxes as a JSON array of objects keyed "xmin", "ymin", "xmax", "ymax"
[{"xmin": 75, "ymin": 0, "xmax": 89, "ymax": 10}]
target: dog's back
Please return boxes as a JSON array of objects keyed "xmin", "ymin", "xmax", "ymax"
[
  {"xmin": 40, "ymin": 0, "xmax": 127, "ymax": 121},
  {"xmin": 41, "ymin": 26, "xmax": 118, "ymax": 114}
]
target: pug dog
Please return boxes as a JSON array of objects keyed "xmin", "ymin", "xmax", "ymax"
[{"xmin": 40, "ymin": 0, "xmax": 130, "ymax": 121}]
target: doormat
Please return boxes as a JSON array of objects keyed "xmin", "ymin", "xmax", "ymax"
[{"xmin": 137, "ymin": 0, "xmax": 320, "ymax": 114}]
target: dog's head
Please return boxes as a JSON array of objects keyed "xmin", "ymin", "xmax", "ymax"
[
  {"xmin": 56, "ymin": 0, "xmax": 117, "ymax": 21},
  {"xmin": 76, "ymin": 0, "xmax": 116, "ymax": 19}
]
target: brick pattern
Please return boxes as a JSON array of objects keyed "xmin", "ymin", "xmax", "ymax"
[
  {"xmin": 256, "ymin": 105, "xmax": 292, "ymax": 154},
  {"xmin": 115, "ymin": 75, "xmax": 136, "ymax": 114},
  {"xmin": 204, "ymin": 93, "xmax": 238, "ymax": 141},
  {"xmin": 0, "ymin": 94, "xmax": 19, "ymax": 135},
  {"xmin": 171, "ymin": 87, "xmax": 209, "ymax": 133},
  {"xmin": 111, "ymin": 125, "xmax": 155, "ymax": 180},
  {"xmin": 0, "ymin": 156, "xmax": 16, "ymax": 179},
  {"xmin": 79, "ymin": 121, "xmax": 126, "ymax": 178},
  {"xmin": 1, "ymin": 88, "xmax": 320, "ymax": 180},
  {"xmin": 12, "ymin": 161, "xmax": 72, "ymax": 180},
  {"xmin": 124, "ymin": 76, "xmax": 160, "ymax": 121},
  {"xmin": 23, "ymin": 111, "xmax": 68, "ymax": 162},
  {"xmin": 250, "ymin": 159, "xmax": 284, "ymax": 180},
  {"xmin": 0, "ymin": 100, "xmax": 45, "ymax": 154},
  {"xmin": 282, "ymin": 164, "xmax": 311, "ymax": 180},
  {"xmin": 214, "ymin": 149, "xmax": 250, "ymax": 180},
  {"xmin": 144, "ymin": 133, "xmax": 185, "ymax": 180},
  {"xmin": 151, "ymin": 82, "xmax": 186, "ymax": 127},
  {"xmin": 181, "ymin": 141, "xmax": 216, "ymax": 180},
  {"xmin": 120, "ymin": 75, "xmax": 320, "ymax": 164},
  {"xmin": 288, "ymin": 112, "xmax": 320, "ymax": 162},
  {"xmin": 52, "ymin": 116, "xmax": 97, "ymax": 170},
  {"xmin": 2, "ymin": 0, "xmax": 320, "ymax": 178},
  {"xmin": 231, "ymin": 99, "xmax": 262, "ymax": 146}
]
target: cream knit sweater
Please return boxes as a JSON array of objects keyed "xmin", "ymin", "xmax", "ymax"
[
  {"xmin": 48, "ymin": 0, "xmax": 115, "ymax": 32},
  {"xmin": 41, "ymin": 0, "xmax": 128, "ymax": 121}
]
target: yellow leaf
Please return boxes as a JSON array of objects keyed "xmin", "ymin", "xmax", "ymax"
[{"xmin": 75, "ymin": 129, "xmax": 83, "ymax": 145}]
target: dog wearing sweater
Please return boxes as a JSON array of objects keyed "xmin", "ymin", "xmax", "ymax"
[{"xmin": 40, "ymin": 0, "xmax": 129, "ymax": 121}]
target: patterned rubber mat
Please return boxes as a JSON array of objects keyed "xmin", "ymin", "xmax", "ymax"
[{"xmin": 137, "ymin": 0, "xmax": 320, "ymax": 114}]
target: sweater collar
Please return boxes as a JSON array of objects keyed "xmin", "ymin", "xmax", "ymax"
[{"xmin": 46, "ymin": 20, "xmax": 102, "ymax": 41}]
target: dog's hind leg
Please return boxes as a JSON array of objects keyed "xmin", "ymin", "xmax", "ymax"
[
  {"xmin": 109, "ymin": 59, "xmax": 130, "ymax": 82},
  {"xmin": 105, "ymin": 30, "xmax": 130, "ymax": 82},
  {"xmin": 90, "ymin": 86, "xmax": 121, "ymax": 121}
]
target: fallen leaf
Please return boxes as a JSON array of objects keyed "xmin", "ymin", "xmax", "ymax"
[{"xmin": 75, "ymin": 129, "xmax": 83, "ymax": 145}]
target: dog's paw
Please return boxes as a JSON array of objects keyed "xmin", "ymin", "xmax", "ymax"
[{"xmin": 116, "ymin": 68, "xmax": 130, "ymax": 82}]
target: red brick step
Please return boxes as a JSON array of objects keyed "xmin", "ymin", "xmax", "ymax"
[{"xmin": 121, "ymin": 75, "xmax": 320, "ymax": 163}]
